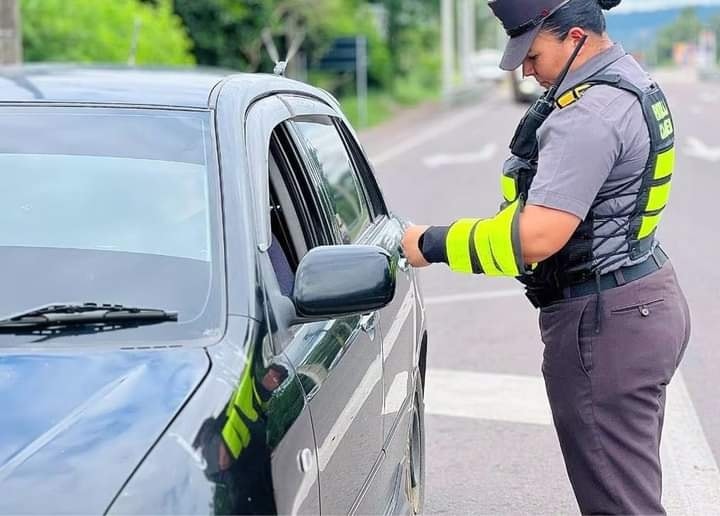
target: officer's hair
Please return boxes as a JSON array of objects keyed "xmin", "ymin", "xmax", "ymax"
[{"xmin": 543, "ymin": 0, "xmax": 621, "ymax": 39}]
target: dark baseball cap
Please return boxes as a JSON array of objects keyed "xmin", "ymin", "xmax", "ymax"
[{"xmin": 489, "ymin": 0, "xmax": 572, "ymax": 71}]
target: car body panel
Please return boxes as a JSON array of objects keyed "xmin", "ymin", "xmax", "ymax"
[
  {"xmin": 0, "ymin": 67, "xmax": 426, "ymax": 515},
  {"xmin": 0, "ymin": 348, "xmax": 210, "ymax": 514},
  {"xmin": 107, "ymin": 315, "xmax": 320, "ymax": 515}
]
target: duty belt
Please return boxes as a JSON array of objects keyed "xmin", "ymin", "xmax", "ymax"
[{"xmin": 525, "ymin": 246, "xmax": 669, "ymax": 308}]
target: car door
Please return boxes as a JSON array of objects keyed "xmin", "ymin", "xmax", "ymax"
[
  {"xmin": 281, "ymin": 98, "xmax": 418, "ymax": 513},
  {"xmin": 263, "ymin": 106, "xmax": 385, "ymax": 513},
  {"xmin": 331, "ymin": 118, "xmax": 421, "ymax": 504},
  {"xmin": 230, "ymin": 91, "xmax": 322, "ymax": 515}
]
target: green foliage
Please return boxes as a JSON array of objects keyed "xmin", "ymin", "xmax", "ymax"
[
  {"xmin": 708, "ymin": 14, "xmax": 720, "ymax": 64},
  {"xmin": 377, "ymin": 0, "xmax": 441, "ymax": 94},
  {"xmin": 22, "ymin": 0, "xmax": 194, "ymax": 65},
  {"xmin": 655, "ymin": 7, "xmax": 703, "ymax": 65},
  {"xmin": 173, "ymin": 0, "xmax": 392, "ymax": 89}
]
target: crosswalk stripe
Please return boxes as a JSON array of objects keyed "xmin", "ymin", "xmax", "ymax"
[
  {"xmin": 424, "ymin": 368, "xmax": 720, "ymax": 514},
  {"xmin": 424, "ymin": 289, "xmax": 525, "ymax": 306}
]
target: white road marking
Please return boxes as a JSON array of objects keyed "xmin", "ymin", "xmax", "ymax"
[
  {"xmin": 423, "ymin": 144, "xmax": 497, "ymax": 169},
  {"xmin": 424, "ymin": 289, "xmax": 525, "ymax": 306},
  {"xmin": 424, "ymin": 368, "xmax": 720, "ymax": 514},
  {"xmin": 371, "ymin": 105, "xmax": 490, "ymax": 166},
  {"xmin": 684, "ymin": 136, "xmax": 720, "ymax": 162},
  {"xmin": 700, "ymin": 92, "xmax": 720, "ymax": 104},
  {"xmin": 425, "ymin": 369, "xmax": 552, "ymax": 426},
  {"xmin": 661, "ymin": 370, "xmax": 720, "ymax": 514}
]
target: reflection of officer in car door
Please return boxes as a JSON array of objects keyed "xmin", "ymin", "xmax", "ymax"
[
  {"xmin": 193, "ymin": 361, "xmax": 288, "ymax": 515},
  {"xmin": 402, "ymin": 0, "xmax": 690, "ymax": 514}
]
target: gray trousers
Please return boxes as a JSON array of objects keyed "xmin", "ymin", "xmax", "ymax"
[{"xmin": 539, "ymin": 262, "xmax": 691, "ymax": 515}]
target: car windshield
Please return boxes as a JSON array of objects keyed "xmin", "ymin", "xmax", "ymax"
[{"xmin": 0, "ymin": 106, "xmax": 224, "ymax": 346}]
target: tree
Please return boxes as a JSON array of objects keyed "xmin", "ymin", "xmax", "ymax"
[
  {"xmin": 374, "ymin": 0, "xmax": 440, "ymax": 97},
  {"xmin": 0, "ymin": 0, "xmax": 22, "ymax": 64},
  {"xmin": 22, "ymin": 0, "xmax": 194, "ymax": 65},
  {"xmin": 655, "ymin": 7, "xmax": 703, "ymax": 65},
  {"xmin": 172, "ymin": 0, "xmax": 392, "ymax": 90}
]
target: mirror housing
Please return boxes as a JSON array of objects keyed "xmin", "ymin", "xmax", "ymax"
[{"xmin": 292, "ymin": 245, "xmax": 396, "ymax": 320}]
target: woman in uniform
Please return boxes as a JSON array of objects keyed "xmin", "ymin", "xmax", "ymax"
[{"xmin": 401, "ymin": 0, "xmax": 691, "ymax": 514}]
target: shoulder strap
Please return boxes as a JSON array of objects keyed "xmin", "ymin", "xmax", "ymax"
[{"xmin": 555, "ymin": 74, "xmax": 646, "ymax": 109}]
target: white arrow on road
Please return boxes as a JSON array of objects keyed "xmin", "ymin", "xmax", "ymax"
[
  {"xmin": 423, "ymin": 143, "xmax": 497, "ymax": 169},
  {"xmin": 685, "ymin": 136, "xmax": 720, "ymax": 162}
]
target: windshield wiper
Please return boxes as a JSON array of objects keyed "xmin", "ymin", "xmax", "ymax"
[{"xmin": 0, "ymin": 303, "xmax": 178, "ymax": 333}]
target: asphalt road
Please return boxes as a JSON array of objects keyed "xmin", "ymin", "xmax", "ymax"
[{"xmin": 360, "ymin": 71, "xmax": 720, "ymax": 515}]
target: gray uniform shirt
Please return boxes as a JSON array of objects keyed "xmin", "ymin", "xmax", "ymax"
[{"xmin": 528, "ymin": 43, "xmax": 656, "ymax": 274}]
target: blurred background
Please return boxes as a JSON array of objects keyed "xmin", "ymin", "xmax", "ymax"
[{"xmin": 1, "ymin": 0, "xmax": 720, "ymax": 128}]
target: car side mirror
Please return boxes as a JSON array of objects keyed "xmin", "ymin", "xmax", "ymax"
[{"xmin": 292, "ymin": 245, "xmax": 396, "ymax": 320}]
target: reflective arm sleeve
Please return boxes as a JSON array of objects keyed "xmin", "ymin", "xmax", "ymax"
[{"xmin": 420, "ymin": 199, "xmax": 527, "ymax": 276}]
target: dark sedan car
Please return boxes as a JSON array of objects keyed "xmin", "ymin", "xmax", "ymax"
[{"xmin": 0, "ymin": 66, "xmax": 427, "ymax": 515}]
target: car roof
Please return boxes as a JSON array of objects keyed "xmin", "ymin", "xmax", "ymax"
[{"xmin": 0, "ymin": 64, "xmax": 300, "ymax": 109}]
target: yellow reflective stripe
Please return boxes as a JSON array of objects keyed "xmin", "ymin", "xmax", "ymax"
[
  {"xmin": 232, "ymin": 368, "xmax": 259, "ymax": 423},
  {"xmin": 646, "ymin": 181, "xmax": 672, "ymax": 212},
  {"xmin": 638, "ymin": 213, "xmax": 662, "ymax": 239},
  {"xmin": 557, "ymin": 90, "xmax": 575, "ymax": 108},
  {"xmin": 654, "ymin": 147, "xmax": 675, "ymax": 180},
  {"xmin": 472, "ymin": 220, "xmax": 502, "ymax": 276},
  {"xmin": 222, "ymin": 408, "xmax": 251, "ymax": 458},
  {"xmin": 557, "ymin": 84, "xmax": 592, "ymax": 109},
  {"xmin": 501, "ymin": 175, "xmax": 517, "ymax": 203},
  {"xmin": 486, "ymin": 201, "xmax": 521, "ymax": 276},
  {"xmin": 445, "ymin": 219, "xmax": 479, "ymax": 273},
  {"xmin": 575, "ymin": 84, "xmax": 592, "ymax": 95}
]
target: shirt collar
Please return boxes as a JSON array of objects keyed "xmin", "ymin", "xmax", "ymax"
[{"xmin": 554, "ymin": 43, "xmax": 626, "ymax": 99}]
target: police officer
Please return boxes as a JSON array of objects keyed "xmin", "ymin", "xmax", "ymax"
[{"xmin": 401, "ymin": 0, "xmax": 691, "ymax": 514}]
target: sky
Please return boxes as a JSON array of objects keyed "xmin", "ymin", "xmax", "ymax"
[{"xmin": 612, "ymin": 0, "xmax": 720, "ymax": 13}]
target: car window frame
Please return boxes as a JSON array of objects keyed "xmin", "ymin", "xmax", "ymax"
[
  {"xmin": 270, "ymin": 127, "xmax": 332, "ymax": 251},
  {"xmin": 285, "ymin": 114, "xmax": 375, "ymax": 245}
]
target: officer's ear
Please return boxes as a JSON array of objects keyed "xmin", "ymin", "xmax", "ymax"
[{"xmin": 567, "ymin": 27, "xmax": 587, "ymax": 48}]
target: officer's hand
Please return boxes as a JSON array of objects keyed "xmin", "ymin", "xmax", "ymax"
[{"xmin": 402, "ymin": 225, "xmax": 431, "ymax": 268}]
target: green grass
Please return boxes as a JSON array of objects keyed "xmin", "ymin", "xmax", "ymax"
[
  {"xmin": 339, "ymin": 91, "xmax": 396, "ymax": 128},
  {"xmin": 339, "ymin": 83, "xmax": 440, "ymax": 129}
]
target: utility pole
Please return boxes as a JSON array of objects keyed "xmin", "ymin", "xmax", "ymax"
[
  {"xmin": 458, "ymin": 0, "xmax": 476, "ymax": 83},
  {"xmin": 0, "ymin": 0, "xmax": 22, "ymax": 65},
  {"xmin": 442, "ymin": 0, "xmax": 455, "ymax": 100}
]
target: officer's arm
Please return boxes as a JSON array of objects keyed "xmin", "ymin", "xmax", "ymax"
[
  {"xmin": 404, "ymin": 201, "xmax": 580, "ymax": 276},
  {"xmin": 519, "ymin": 204, "xmax": 581, "ymax": 264}
]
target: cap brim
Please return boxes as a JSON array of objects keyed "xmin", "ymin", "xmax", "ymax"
[{"xmin": 499, "ymin": 24, "xmax": 543, "ymax": 71}]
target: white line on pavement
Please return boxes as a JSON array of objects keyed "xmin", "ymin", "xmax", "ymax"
[
  {"xmin": 685, "ymin": 136, "xmax": 720, "ymax": 162},
  {"xmin": 661, "ymin": 370, "xmax": 720, "ymax": 515},
  {"xmin": 424, "ymin": 289, "xmax": 525, "ymax": 306},
  {"xmin": 371, "ymin": 104, "xmax": 491, "ymax": 166},
  {"xmin": 424, "ymin": 368, "xmax": 720, "ymax": 514},
  {"xmin": 423, "ymin": 144, "xmax": 498, "ymax": 169},
  {"xmin": 424, "ymin": 369, "xmax": 552, "ymax": 426}
]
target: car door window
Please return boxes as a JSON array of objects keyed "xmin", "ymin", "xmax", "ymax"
[
  {"xmin": 334, "ymin": 119, "xmax": 389, "ymax": 219},
  {"xmin": 290, "ymin": 118, "xmax": 371, "ymax": 244}
]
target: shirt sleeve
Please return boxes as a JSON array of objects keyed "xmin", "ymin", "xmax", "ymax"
[{"xmin": 527, "ymin": 101, "xmax": 622, "ymax": 220}]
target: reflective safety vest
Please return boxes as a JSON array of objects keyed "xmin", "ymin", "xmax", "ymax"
[{"xmin": 501, "ymin": 74, "xmax": 675, "ymax": 289}]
